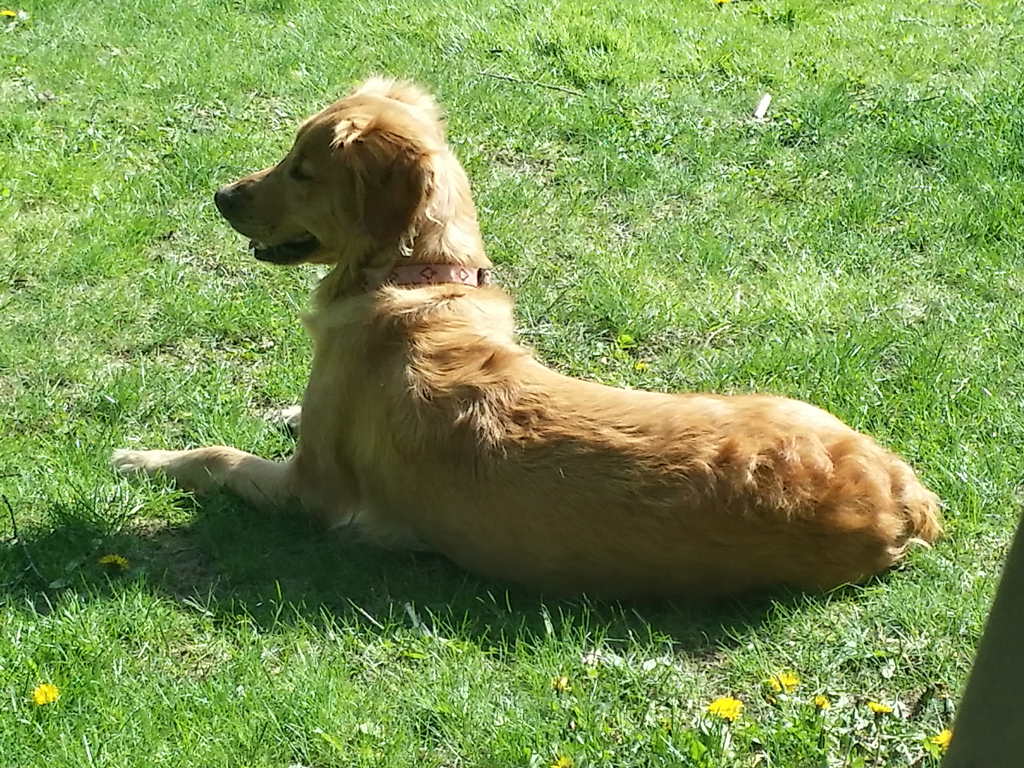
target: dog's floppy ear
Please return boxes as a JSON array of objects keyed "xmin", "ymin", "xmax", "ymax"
[{"xmin": 333, "ymin": 118, "xmax": 431, "ymax": 244}]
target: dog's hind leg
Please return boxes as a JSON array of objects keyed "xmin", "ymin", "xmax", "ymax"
[{"xmin": 112, "ymin": 446, "xmax": 298, "ymax": 510}]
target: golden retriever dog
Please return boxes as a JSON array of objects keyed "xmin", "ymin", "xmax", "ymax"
[{"xmin": 113, "ymin": 78, "xmax": 941, "ymax": 599}]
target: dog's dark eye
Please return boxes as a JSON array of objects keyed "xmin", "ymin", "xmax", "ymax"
[{"xmin": 290, "ymin": 164, "xmax": 314, "ymax": 182}]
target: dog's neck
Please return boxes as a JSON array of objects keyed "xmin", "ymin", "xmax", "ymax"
[
  {"xmin": 313, "ymin": 236, "xmax": 493, "ymax": 308},
  {"xmin": 406, "ymin": 155, "xmax": 491, "ymax": 270},
  {"xmin": 315, "ymin": 169, "xmax": 493, "ymax": 306}
]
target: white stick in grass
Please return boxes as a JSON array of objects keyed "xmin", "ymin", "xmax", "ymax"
[{"xmin": 754, "ymin": 93, "xmax": 772, "ymax": 120}]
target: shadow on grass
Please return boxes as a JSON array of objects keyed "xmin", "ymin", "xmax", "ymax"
[{"xmin": 1, "ymin": 490, "xmax": 861, "ymax": 657}]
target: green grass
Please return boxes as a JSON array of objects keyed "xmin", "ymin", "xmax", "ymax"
[{"xmin": 2, "ymin": 0, "xmax": 1023, "ymax": 765}]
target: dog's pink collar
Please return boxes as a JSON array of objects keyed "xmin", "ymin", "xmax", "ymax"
[{"xmin": 385, "ymin": 264, "xmax": 492, "ymax": 288}]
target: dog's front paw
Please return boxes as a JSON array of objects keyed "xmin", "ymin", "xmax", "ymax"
[
  {"xmin": 111, "ymin": 448, "xmax": 182, "ymax": 479},
  {"xmin": 264, "ymin": 405, "xmax": 302, "ymax": 434}
]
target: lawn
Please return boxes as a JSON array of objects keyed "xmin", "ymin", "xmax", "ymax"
[{"xmin": 2, "ymin": 0, "xmax": 1023, "ymax": 765}]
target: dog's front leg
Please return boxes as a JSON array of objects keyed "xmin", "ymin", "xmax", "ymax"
[{"xmin": 111, "ymin": 446, "xmax": 297, "ymax": 510}]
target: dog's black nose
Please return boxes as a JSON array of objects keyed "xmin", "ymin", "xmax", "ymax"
[{"xmin": 214, "ymin": 185, "xmax": 242, "ymax": 217}]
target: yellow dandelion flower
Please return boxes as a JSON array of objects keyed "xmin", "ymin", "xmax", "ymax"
[
  {"xmin": 867, "ymin": 701, "xmax": 893, "ymax": 715},
  {"xmin": 2, "ymin": 9, "xmax": 18, "ymax": 18},
  {"xmin": 32, "ymin": 683, "xmax": 60, "ymax": 706},
  {"xmin": 552, "ymin": 675, "xmax": 572, "ymax": 693},
  {"xmin": 714, "ymin": 0, "xmax": 731, "ymax": 5},
  {"xmin": 99, "ymin": 554, "xmax": 129, "ymax": 570},
  {"xmin": 634, "ymin": 361, "xmax": 649, "ymax": 371},
  {"xmin": 766, "ymin": 671, "xmax": 800, "ymax": 693},
  {"xmin": 930, "ymin": 729, "xmax": 953, "ymax": 752},
  {"xmin": 814, "ymin": 694, "xmax": 831, "ymax": 710},
  {"xmin": 707, "ymin": 696, "xmax": 744, "ymax": 722},
  {"xmin": 551, "ymin": 757, "xmax": 573, "ymax": 768}
]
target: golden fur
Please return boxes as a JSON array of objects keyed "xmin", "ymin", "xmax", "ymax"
[{"xmin": 113, "ymin": 78, "xmax": 941, "ymax": 599}]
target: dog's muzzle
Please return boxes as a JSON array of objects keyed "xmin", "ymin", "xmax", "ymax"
[{"xmin": 214, "ymin": 184, "xmax": 322, "ymax": 264}]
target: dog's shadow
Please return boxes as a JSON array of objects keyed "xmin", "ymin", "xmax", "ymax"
[{"xmin": 4, "ymin": 492, "xmax": 841, "ymax": 657}]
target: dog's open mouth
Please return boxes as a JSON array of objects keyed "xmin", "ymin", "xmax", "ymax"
[{"xmin": 250, "ymin": 234, "xmax": 320, "ymax": 264}]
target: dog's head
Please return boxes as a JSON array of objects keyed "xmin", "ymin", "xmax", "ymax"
[{"xmin": 214, "ymin": 78, "xmax": 451, "ymax": 267}]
